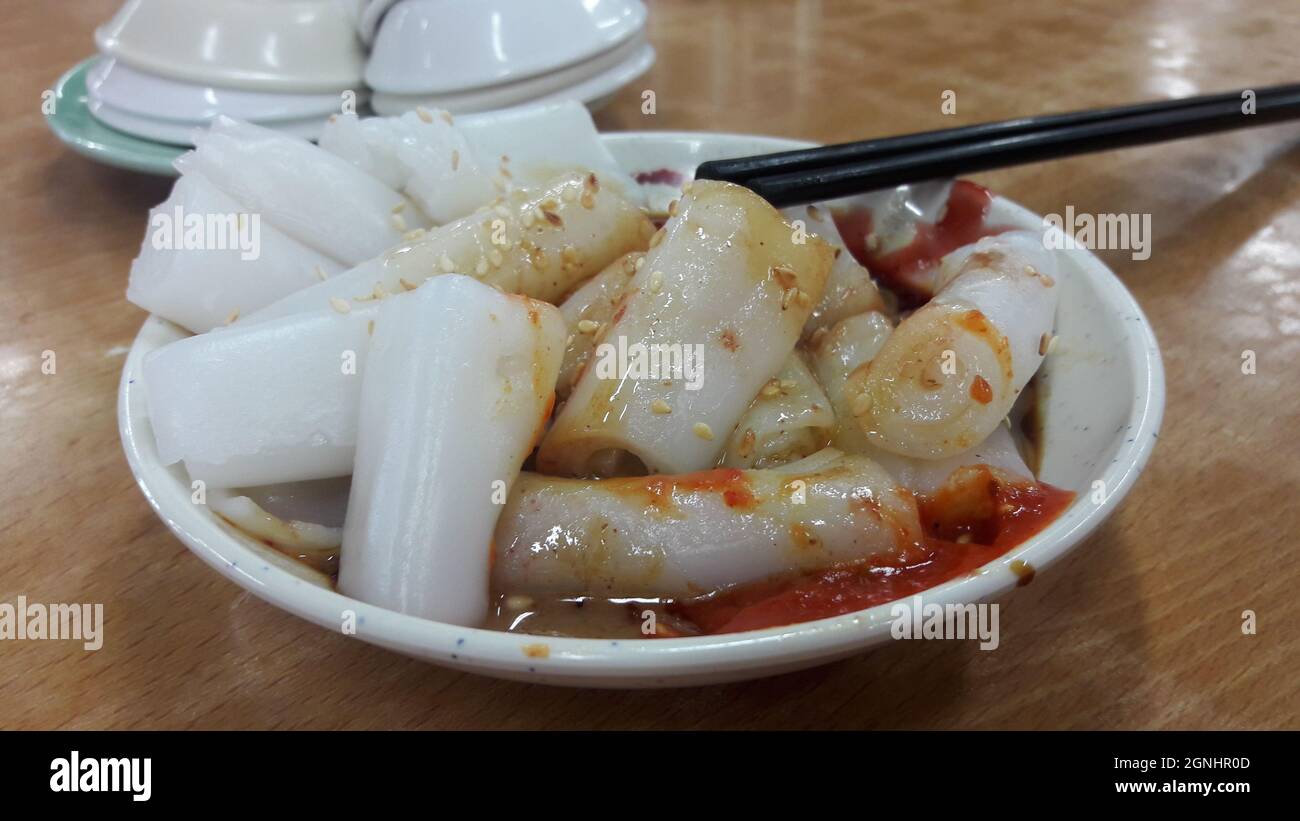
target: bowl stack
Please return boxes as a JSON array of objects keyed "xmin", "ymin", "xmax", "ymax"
[
  {"xmin": 89, "ymin": 0, "xmax": 372, "ymax": 145},
  {"xmin": 71, "ymin": 0, "xmax": 654, "ymax": 156},
  {"xmin": 365, "ymin": 0, "xmax": 651, "ymax": 115}
]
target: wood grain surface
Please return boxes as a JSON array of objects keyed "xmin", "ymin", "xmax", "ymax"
[{"xmin": 2, "ymin": 0, "xmax": 1297, "ymax": 729}]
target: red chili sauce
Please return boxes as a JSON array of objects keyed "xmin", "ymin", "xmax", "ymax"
[
  {"xmin": 833, "ymin": 179, "xmax": 1000, "ymax": 308},
  {"xmin": 675, "ymin": 472, "xmax": 1074, "ymax": 635}
]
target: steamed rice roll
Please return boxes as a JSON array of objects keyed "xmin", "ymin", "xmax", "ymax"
[
  {"xmin": 144, "ymin": 300, "xmax": 381, "ymax": 488},
  {"xmin": 492, "ymin": 449, "xmax": 923, "ymax": 599},
  {"xmin": 243, "ymin": 172, "xmax": 653, "ymax": 324},
  {"xmin": 126, "ymin": 171, "xmax": 345, "ymax": 333},
  {"xmin": 720, "ymin": 354, "xmax": 834, "ymax": 469},
  {"xmin": 178, "ymin": 117, "xmax": 425, "ymax": 265},
  {"xmin": 319, "ymin": 110, "xmax": 496, "ymax": 224},
  {"xmin": 846, "ymin": 230, "xmax": 1059, "ymax": 459},
  {"xmin": 339, "ymin": 275, "xmax": 565, "ymax": 626},
  {"xmin": 537, "ymin": 180, "xmax": 834, "ymax": 476}
]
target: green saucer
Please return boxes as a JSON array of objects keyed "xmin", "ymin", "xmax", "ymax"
[{"xmin": 45, "ymin": 57, "xmax": 183, "ymax": 177}]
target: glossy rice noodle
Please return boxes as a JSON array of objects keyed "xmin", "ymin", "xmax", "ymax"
[
  {"xmin": 319, "ymin": 110, "xmax": 496, "ymax": 225},
  {"xmin": 720, "ymin": 353, "xmax": 833, "ymax": 469},
  {"xmin": 492, "ymin": 448, "xmax": 922, "ymax": 599},
  {"xmin": 846, "ymin": 230, "xmax": 1059, "ymax": 459},
  {"xmin": 809, "ymin": 309, "xmax": 895, "ymax": 453},
  {"xmin": 556, "ymin": 251, "xmax": 644, "ymax": 400},
  {"xmin": 865, "ymin": 423, "xmax": 1032, "ymax": 496},
  {"xmin": 127, "ymin": 171, "xmax": 346, "ymax": 333},
  {"xmin": 243, "ymin": 172, "xmax": 653, "ymax": 323},
  {"xmin": 537, "ymin": 180, "xmax": 834, "ymax": 476},
  {"xmin": 177, "ymin": 117, "xmax": 424, "ymax": 265},
  {"xmin": 781, "ymin": 203, "xmax": 889, "ymax": 339},
  {"xmin": 144, "ymin": 300, "xmax": 380, "ymax": 488},
  {"xmin": 339, "ymin": 276, "xmax": 565, "ymax": 626},
  {"xmin": 455, "ymin": 101, "xmax": 644, "ymax": 205}
]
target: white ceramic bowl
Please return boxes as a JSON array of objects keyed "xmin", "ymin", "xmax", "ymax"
[
  {"xmin": 371, "ymin": 36, "xmax": 654, "ymax": 116},
  {"xmin": 95, "ymin": 0, "xmax": 366, "ymax": 92},
  {"xmin": 118, "ymin": 131, "xmax": 1164, "ymax": 687},
  {"xmin": 365, "ymin": 0, "xmax": 646, "ymax": 95},
  {"xmin": 87, "ymin": 58, "xmax": 353, "ymax": 125}
]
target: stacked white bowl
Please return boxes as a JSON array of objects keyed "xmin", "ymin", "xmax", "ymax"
[
  {"xmin": 88, "ymin": 0, "xmax": 373, "ymax": 145},
  {"xmin": 86, "ymin": 0, "xmax": 653, "ymax": 146},
  {"xmin": 365, "ymin": 0, "xmax": 651, "ymax": 116}
]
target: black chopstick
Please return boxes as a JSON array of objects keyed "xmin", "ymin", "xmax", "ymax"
[
  {"xmin": 720, "ymin": 88, "xmax": 1300, "ymax": 207},
  {"xmin": 696, "ymin": 83, "xmax": 1300, "ymax": 188}
]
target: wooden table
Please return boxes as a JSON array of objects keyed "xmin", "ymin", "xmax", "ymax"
[{"xmin": 3, "ymin": 0, "xmax": 1297, "ymax": 729}]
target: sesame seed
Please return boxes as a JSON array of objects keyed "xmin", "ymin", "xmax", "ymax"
[
  {"xmin": 415, "ymin": 107, "xmax": 433, "ymax": 123},
  {"xmin": 651, "ymin": 399, "xmax": 673, "ymax": 414},
  {"xmin": 771, "ymin": 265, "xmax": 798, "ymax": 289},
  {"xmin": 693, "ymin": 422, "xmax": 715, "ymax": 441},
  {"xmin": 577, "ymin": 319, "xmax": 600, "ymax": 334},
  {"xmin": 329, "ymin": 297, "xmax": 351, "ymax": 314}
]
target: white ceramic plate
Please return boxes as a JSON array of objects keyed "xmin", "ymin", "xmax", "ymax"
[{"xmin": 118, "ymin": 131, "xmax": 1164, "ymax": 687}]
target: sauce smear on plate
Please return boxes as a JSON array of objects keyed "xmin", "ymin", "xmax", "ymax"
[{"xmin": 676, "ymin": 473, "xmax": 1073, "ymax": 634}]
